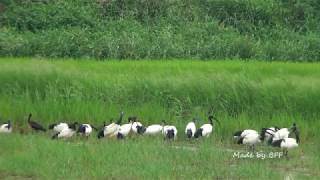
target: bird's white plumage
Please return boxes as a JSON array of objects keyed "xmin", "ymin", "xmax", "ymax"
[
  {"xmin": 57, "ymin": 128, "xmax": 75, "ymax": 138},
  {"xmin": 117, "ymin": 123, "xmax": 133, "ymax": 137},
  {"xmin": 0, "ymin": 123, "xmax": 12, "ymax": 133},
  {"xmin": 81, "ymin": 124, "xmax": 93, "ymax": 136},
  {"xmin": 199, "ymin": 124, "xmax": 213, "ymax": 137},
  {"xmin": 273, "ymin": 128, "xmax": 290, "ymax": 141},
  {"xmin": 280, "ymin": 138, "xmax": 298, "ymax": 150},
  {"xmin": 53, "ymin": 123, "xmax": 69, "ymax": 133},
  {"xmin": 242, "ymin": 133, "xmax": 261, "ymax": 146},
  {"xmin": 185, "ymin": 121, "xmax": 196, "ymax": 137},
  {"xmin": 103, "ymin": 123, "xmax": 120, "ymax": 137},
  {"xmin": 241, "ymin": 129, "xmax": 258, "ymax": 137},
  {"xmin": 145, "ymin": 124, "xmax": 163, "ymax": 135}
]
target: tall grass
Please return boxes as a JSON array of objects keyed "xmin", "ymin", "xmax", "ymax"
[
  {"xmin": 0, "ymin": 58, "xmax": 319, "ymax": 179},
  {"xmin": 0, "ymin": 58, "xmax": 320, "ymax": 138}
]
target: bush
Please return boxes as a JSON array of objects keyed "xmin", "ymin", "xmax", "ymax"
[{"xmin": 0, "ymin": 0, "xmax": 319, "ymax": 61}]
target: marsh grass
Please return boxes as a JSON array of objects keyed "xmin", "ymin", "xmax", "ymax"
[{"xmin": 0, "ymin": 58, "xmax": 319, "ymax": 179}]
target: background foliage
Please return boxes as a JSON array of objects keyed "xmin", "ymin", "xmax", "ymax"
[{"xmin": 0, "ymin": 0, "xmax": 320, "ymax": 60}]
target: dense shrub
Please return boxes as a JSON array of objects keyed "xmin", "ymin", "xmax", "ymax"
[{"xmin": 0, "ymin": 0, "xmax": 319, "ymax": 60}]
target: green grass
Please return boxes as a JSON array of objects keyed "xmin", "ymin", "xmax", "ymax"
[
  {"xmin": 1, "ymin": 0, "xmax": 320, "ymax": 60},
  {"xmin": 0, "ymin": 58, "xmax": 320, "ymax": 179}
]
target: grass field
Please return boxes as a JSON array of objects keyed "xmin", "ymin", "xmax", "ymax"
[{"xmin": 0, "ymin": 58, "xmax": 320, "ymax": 179}]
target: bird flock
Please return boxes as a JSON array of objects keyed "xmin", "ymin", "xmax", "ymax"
[
  {"xmin": 0, "ymin": 112, "xmax": 300, "ymax": 157},
  {"xmin": 233, "ymin": 123, "xmax": 300, "ymax": 156}
]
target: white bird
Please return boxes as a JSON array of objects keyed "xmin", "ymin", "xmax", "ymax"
[
  {"xmin": 280, "ymin": 138, "xmax": 299, "ymax": 152},
  {"xmin": 145, "ymin": 124, "xmax": 163, "ymax": 135},
  {"xmin": 0, "ymin": 120, "xmax": 12, "ymax": 133},
  {"xmin": 185, "ymin": 118, "xmax": 196, "ymax": 138},
  {"xmin": 163, "ymin": 125, "xmax": 178, "ymax": 140},
  {"xmin": 272, "ymin": 128, "xmax": 290, "ymax": 141},
  {"xmin": 271, "ymin": 123, "xmax": 300, "ymax": 157},
  {"xmin": 260, "ymin": 127, "xmax": 280, "ymax": 143},
  {"xmin": 233, "ymin": 129, "xmax": 259, "ymax": 140},
  {"xmin": 52, "ymin": 123, "xmax": 78, "ymax": 139},
  {"xmin": 49, "ymin": 122, "xmax": 69, "ymax": 133},
  {"xmin": 77, "ymin": 123, "xmax": 97, "ymax": 137},
  {"xmin": 262, "ymin": 124, "xmax": 296, "ymax": 145},
  {"xmin": 165, "ymin": 126, "xmax": 178, "ymax": 139},
  {"xmin": 194, "ymin": 115, "xmax": 219, "ymax": 138},
  {"xmin": 237, "ymin": 132, "xmax": 261, "ymax": 151},
  {"xmin": 97, "ymin": 112, "xmax": 124, "ymax": 139},
  {"xmin": 162, "ymin": 122, "xmax": 171, "ymax": 136},
  {"xmin": 137, "ymin": 120, "xmax": 165, "ymax": 135},
  {"xmin": 131, "ymin": 117, "xmax": 144, "ymax": 134},
  {"xmin": 116, "ymin": 118, "xmax": 134, "ymax": 139}
]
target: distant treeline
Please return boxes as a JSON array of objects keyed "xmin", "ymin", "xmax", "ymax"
[{"xmin": 0, "ymin": 0, "xmax": 319, "ymax": 61}]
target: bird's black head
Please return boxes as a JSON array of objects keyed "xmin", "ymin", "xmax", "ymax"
[
  {"xmin": 77, "ymin": 124, "xmax": 86, "ymax": 133},
  {"xmin": 137, "ymin": 126, "xmax": 146, "ymax": 134},
  {"xmin": 291, "ymin": 123, "xmax": 300, "ymax": 143},
  {"xmin": 194, "ymin": 128, "xmax": 203, "ymax": 138},
  {"xmin": 237, "ymin": 137, "xmax": 244, "ymax": 144},
  {"xmin": 117, "ymin": 112, "xmax": 124, "ymax": 124},
  {"xmin": 295, "ymin": 130, "xmax": 300, "ymax": 144},
  {"xmin": 166, "ymin": 129, "xmax": 175, "ymax": 140},
  {"xmin": 97, "ymin": 129, "xmax": 104, "ymax": 139},
  {"xmin": 233, "ymin": 130, "xmax": 243, "ymax": 137},
  {"xmin": 260, "ymin": 128, "xmax": 267, "ymax": 141},
  {"xmin": 208, "ymin": 115, "xmax": 220, "ymax": 125},
  {"xmin": 69, "ymin": 122, "xmax": 78, "ymax": 130},
  {"xmin": 290, "ymin": 123, "xmax": 297, "ymax": 132},
  {"xmin": 28, "ymin": 113, "xmax": 32, "ymax": 122},
  {"xmin": 7, "ymin": 120, "xmax": 11, "ymax": 129}
]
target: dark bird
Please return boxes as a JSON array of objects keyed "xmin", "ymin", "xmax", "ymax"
[{"xmin": 27, "ymin": 113, "xmax": 46, "ymax": 132}]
